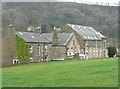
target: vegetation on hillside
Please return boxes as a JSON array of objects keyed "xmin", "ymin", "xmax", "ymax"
[
  {"xmin": 16, "ymin": 35, "xmax": 31, "ymax": 63},
  {"xmin": 2, "ymin": 58, "xmax": 118, "ymax": 87},
  {"xmin": 2, "ymin": 2, "xmax": 118, "ymax": 46}
]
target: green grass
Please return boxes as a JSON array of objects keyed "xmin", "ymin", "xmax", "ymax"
[
  {"xmin": 2, "ymin": 58, "xmax": 118, "ymax": 87},
  {"xmin": 0, "ymin": 68, "xmax": 2, "ymax": 88}
]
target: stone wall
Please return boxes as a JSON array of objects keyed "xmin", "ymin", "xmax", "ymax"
[{"xmin": 29, "ymin": 43, "xmax": 50, "ymax": 62}]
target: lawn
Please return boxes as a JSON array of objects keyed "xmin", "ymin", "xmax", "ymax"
[{"xmin": 2, "ymin": 58, "xmax": 118, "ymax": 87}]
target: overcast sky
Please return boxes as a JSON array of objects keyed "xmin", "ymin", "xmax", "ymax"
[{"xmin": 1, "ymin": 0, "xmax": 119, "ymax": 6}]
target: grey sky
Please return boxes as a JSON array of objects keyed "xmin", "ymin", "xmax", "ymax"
[
  {"xmin": 2, "ymin": 0, "xmax": 119, "ymax": 6},
  {"xmin": 2, "ymin": 0, "xmax": 58, "ymax": 2}
]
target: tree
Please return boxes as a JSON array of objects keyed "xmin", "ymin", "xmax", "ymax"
[
  {"xmin": 108, "ymin": 46, "xmax": 116, "ymax": 57},
  {"xmin": 16, "ymin": 35, "xmax": 31, "ymax": 63},
  {"xmin": 2, "ymin": 2, "xmax": 118, "ymax": 47},
  {"xmin": 49, "ymin": 23, "xmax": 55, "ymax": 31},
  {"xmin": 41, "ymin": 24, "xmax": 47, "ymax": 33},
  {"xmin": 64, "ymin": 13, "xmax": 73, "ymax": 24}
]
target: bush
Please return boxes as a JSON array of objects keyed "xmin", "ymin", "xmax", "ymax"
[{"xmin": 108, "ymin": 46, "xmax": 116, "ymax": 57}]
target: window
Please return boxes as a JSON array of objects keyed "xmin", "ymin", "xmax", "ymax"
[
  {"xmin": 41, "ymin": 44, "xmax": 43, "ymax": 53},
  {"xmin": 81, "ymin": 49, "xmax": 84, "ymax": 54},
  {"xmin": 96, "ymin": 53, "xmax": 98, "ymax": 58},
  {"xmin": 89, "ymin": 47, "xmax": 92, "ymax": 52},
  {"xmin": 86, "ymin": 50, "xmax": 88, "ymax": 53},
  {"xmin": 96, "ymin": 49, "xmax": 98, "ymax": 52},
  {"xmin": 13, "ymin": 59, "xmax": 19, "ymax": 64},
  {"xmin": 73, "ymin": 40, "xmax": 75, "ymax": 45},
  {"xmin": 79, "ymin": 54, "xmax": 86, "ymax": 59},
  {"xmin": 85, "ymin": 42, "xmax": 88, "ymax": 46},
  {"xmin": 45, "ymin": 45, "xmax": 48, "ymax": 52},
  {"xmin": 67, "ymin": 48, "xmax": 74, "ymax": 56},
  {"xmin": 71, "ymin": 48, "xmax": 74, "ymax": 56},
  {"xmin": 93, "ymin": 50, "xmax": 95, "ymax": 52},
  {"xmin": 89, "ymin": 53, "xmax": 92, "ymax": 58},
  {"xmin": 30, "ymin": 57, "xmax": 33, "ymax": 63},
  {"xmin": 86, "ymin": 46, "xmax": 88, "ymax": 54},
  {"xmin": 74, "ymin": 47, "xmax": 77, "ymax": 53},
  {"xmin": 38, "ymin": 45, "xmax": 40, "ymax": 56},
  {"xmin": 67, "ymin": 49, "xmax": 70, "ymax": 56},
  {"xmin": 103, "ymin": 41, "xmax": 106, "ymax": 48},
  {"xmin": 29, "ymin": 45, "xmax": 33, "ymax": 53},
  {"xmin": 99, "ymin": 53, "xmax": 101, "ymax": 57}
]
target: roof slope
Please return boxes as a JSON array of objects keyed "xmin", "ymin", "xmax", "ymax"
[
  {"xmin": 42, "ymin": 33, "xmax": 73, "ymax": 45},
  {"xmin": 16, "ymin": 32, "xmax": 51, "ymax": 43},
  {"xmin": 16, "ymin": 32, "xmax": 73, "ymax": 46},
  {"xmin": 68, "ymin": 24, "xmax": 106, "ymax": 40}
]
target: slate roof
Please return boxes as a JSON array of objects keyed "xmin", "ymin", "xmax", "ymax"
[
  {"xmin": 16, "ymin": 32, "xmax": 51, "ymax": 43},
  {"xmin": 68, "ymin": 24, "xmax": 106, "ymax": 40},
  {"xmin": 16, "ymin": 32, "xmax": 73, "ymax": 46},
  {"xmin": 42, "ymin": 33, "xmax": 73, "ymax": 45}
]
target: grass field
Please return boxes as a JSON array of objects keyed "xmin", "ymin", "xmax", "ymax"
[{"xmin": 2, "ymin": 58, "xmax": 118, "ymax": 87}]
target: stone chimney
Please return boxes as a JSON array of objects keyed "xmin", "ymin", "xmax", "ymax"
[
  {"xmin": 9, "ymin": 24, "xmax": 14, "ymax": 27},
  {"xmin": 53, "ymin": 27, "xmax": 59, "ymax": 46},
  {"xmin": 34, "ymin": 26, "xmax": 41, "ymax": 33},
  {"xmin": 8, "ymin": 22, "xmax": 16, "ymax": 35},
  {"xmin": 27, "ymin": 26, "xmax": 34, "ymax": 32},
  {"xmin": 2, "ymin": 22, "xmax": 17, "ymax": 67}
]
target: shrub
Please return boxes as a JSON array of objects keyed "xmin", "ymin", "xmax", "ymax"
[
  {"xmin": 108, "ymin": 46, "xmax": 116, "ymax": 57},
  {"xmin": 16, "ymin": 35, "xmax": 31, "ymax": 63}
]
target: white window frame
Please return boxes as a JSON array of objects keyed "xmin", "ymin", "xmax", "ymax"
[
  {"xmin": 96, "ymin": 48, "xmax": 98, "ymax": 52},
  {"xmin": 86, "ymin": 50, "xmax": 88, "ymax": 53},
  {"xmin": 71, "ymin": 48, "xmax": 74, "ymax": 56},
  {"xmin": 45, "ymin": 45, "xmax": 48, "ymax": 52},
  {"xmin": 67, "ymin": 49, "xmax": 70, "ymax": 56},
  {"xmin": 67, "ymin": 48, "xmax": 75, "ymax": 57},
  {"xmin": 93, "ymin": 48, "xmax": 95, "ymax": 52},
  {"xmin": 30, "ymin": 57, "xmax": 33, "ymax": 63},
  {"xmin": 13, "ymin": 59, "xmax": 19, "ymax": 64}
]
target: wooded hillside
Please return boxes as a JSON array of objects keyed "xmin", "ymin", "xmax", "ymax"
[{"xmin": 2, "ymin": 2, "xmax": 118, "ymax": 46}]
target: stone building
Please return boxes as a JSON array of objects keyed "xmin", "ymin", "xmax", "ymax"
[
  {"xmin": 2, "ymin": 23, "xmax": 108, "ymax": 66},
  {"xmin": 60, "ymin": 24, "xmax": 108, "ymax": 59},
  {"xmin": 16, "ymin": 30, "xmax": 80, "ymax": 62},
  {"xmin": 42, "ymin": 32, "xmax": 80, "ymax": 60}
]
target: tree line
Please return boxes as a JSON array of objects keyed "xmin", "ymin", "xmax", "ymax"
[{"xmin": 2, "ymin": 2, "xmax": 118, "ymax": 47}]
